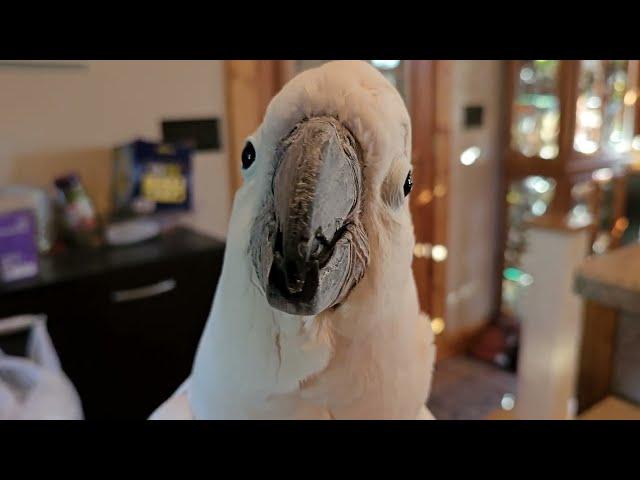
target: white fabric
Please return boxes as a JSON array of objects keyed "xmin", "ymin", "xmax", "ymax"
[{"xmin": 0, "ymin": 315, "xmax": 84, "ymax": 420}]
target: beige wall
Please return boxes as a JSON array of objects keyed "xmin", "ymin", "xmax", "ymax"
[
  {"xmin": 0, "ymin": 60, "xmax": 230, "ymax": 239},
  {"xmin": 444, "ymin": 61, "xmax": 504, "ymax": 333}
]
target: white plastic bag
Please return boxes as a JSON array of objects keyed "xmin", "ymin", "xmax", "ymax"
[{"xmin": 0, "ymin": 315, "xmax": 84, "ymax": 420}]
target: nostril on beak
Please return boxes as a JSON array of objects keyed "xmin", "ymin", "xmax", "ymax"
[
  {"xmin": 268, "ymin": 247, "xmax": 320, "ymax": 304},
  {"xmin": 284, "ymin": 259, "xmax": 306, "ymax": 294},
  {"xmin": 269, "ymin": 229, "xmax": 313, "ymax": 296}
]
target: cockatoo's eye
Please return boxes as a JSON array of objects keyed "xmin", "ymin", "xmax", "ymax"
[
  {"xmin": 403, "ymin": 171, "xmax": 413, "ymax": 197},
  {"xmin": 241, "ymin": 141, "xmax": 256, "ymax": 170}
]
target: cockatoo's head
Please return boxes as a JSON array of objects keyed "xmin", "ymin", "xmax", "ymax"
[{"xmin": 239, "ymin": 61, "xmax": 413, "ymax": 316}]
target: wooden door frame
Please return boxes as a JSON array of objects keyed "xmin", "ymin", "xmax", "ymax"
[
  {"xmin": 224, "ymin": 60, "xmax": 293, "ymax": 197},
  {"xmin": 406, "ymin": 61, "xmax": 448, "ymax": 330}
]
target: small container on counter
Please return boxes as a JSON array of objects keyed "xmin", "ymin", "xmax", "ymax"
[
  {"xmin": 54, "ymin": 173, "xmax": 103, "ymax": 248},
  {"xmin": 0, "ymin": 209, "xmax": 39, "ymax": 283}
]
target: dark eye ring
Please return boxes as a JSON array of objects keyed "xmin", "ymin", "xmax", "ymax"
[
  {"xmin": 403, "ymin": 171, "xmax": 413, "ymax": 197},
  {"xmin": 241, "ymin": 141, "xmax": 256, "ymax": 170}
]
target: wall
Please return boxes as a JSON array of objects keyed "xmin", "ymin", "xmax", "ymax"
[
  {"xmin": 611, "ymin": 312, "xmax": 640, "ymax": 404},
  {"xmin": 0, "ymin": 60, "xmax": 230, "ymax": 239},
  {"xmin": 444, "ymin": 61, "xmax": 504, "ymax": 334}
]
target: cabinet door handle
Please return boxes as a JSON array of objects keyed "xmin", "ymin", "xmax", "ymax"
[{"xmin": 111, "ymin": 279, "xmax": 176, "ymax": 303}]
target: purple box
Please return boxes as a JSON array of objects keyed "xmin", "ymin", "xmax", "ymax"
[{"xmin": 0, "ymin": 209, "xmax": 39, "ymax": 282}]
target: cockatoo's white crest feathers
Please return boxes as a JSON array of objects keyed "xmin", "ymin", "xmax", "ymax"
[{"xmin": 262, "ymin": 61, "xmax": 412, "ymax": 192}]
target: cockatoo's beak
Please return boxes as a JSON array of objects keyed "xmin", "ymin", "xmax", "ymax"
[{"xmin": 264, "ymin": 116, "xmax": 368, "ymax": 316}]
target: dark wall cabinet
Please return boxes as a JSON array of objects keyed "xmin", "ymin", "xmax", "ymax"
[{"xmin": 0, "ymin": 227, "xmax": 224, "ymax": 419}]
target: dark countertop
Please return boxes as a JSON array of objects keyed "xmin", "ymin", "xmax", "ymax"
[
  {"xmin": 0, "ymin": 226, "xmax": 225, "ymax": 296},
  {"xmin": 574, "ymin": 243, "xmax": 640, "ymax": 315}
]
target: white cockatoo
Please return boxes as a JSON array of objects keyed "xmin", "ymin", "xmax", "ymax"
[{"xmin": 150, "ymin": 60, "xmax": 435, "ymax": 420}]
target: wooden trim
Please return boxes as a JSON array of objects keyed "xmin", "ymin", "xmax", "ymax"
[
  {"xmin": 578, "ymin": 395, "xmax": 640, "ymax": 420},
  {"xmin": 566, "ymin": 152, "xmax": 631, "ymax": 175},
  {"xmin": 558, "ymin": 61, "xmax": 579, "ymax": 163},
  {"xmin": 436, "ymin": 322, "xmax": 488, "ymax": 362},
  {"xmin": 548, "ymin": 61, "xmax": 578, "ymax": 216},
  {"xmin": 224, "ymin": 61, "xmax": 260, "ymax": 196},
  {"xmin": 405, "ymin": 60, "xmax": 453, "ymax": 359},
  {"xmin": 277, "ymin": 60, "xmax": 297, "ymax": 85},
  {"xmin": 636, "ymin": 61, "xmax": 640, "ymax": 137},
  {"xmin": 503, "ymin": 61, "xmax": 518, "ymax": 151},
  {"xmin": 609, "ymin": 169, "xmax": 630, "ymax": 249},
  {"xmin": 577, "ymin": 300, "xmax": 619, "ymax": 414},
  {"xmin": 406, "ymin": 61, "xmax": 450, "ymax": 338},
  {"xmin": 524, "ymin": 212, "xmax": 591, "ymax": 232},
  {"xmin": 408, "ymin": 60, "xmax": 437, "ymax": 316},
  {"xmin": 431, "ymin": 61, "xmax": 452, "ymax": 328},
  {"xmin": 493, "ymin": 61, "xmax": 514, "ymax": 320},
  {"xmin": 224, "ymin": 60, "xmax": 289, "ymax": 198},
  {"xmin": 505, "ymin": 155, "xmax": 561, "ymax": 179}
]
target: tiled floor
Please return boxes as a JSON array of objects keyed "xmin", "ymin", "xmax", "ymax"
[{"xmin": 427, "ymin": 355, "xmax": 517, "ymax": 420}]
